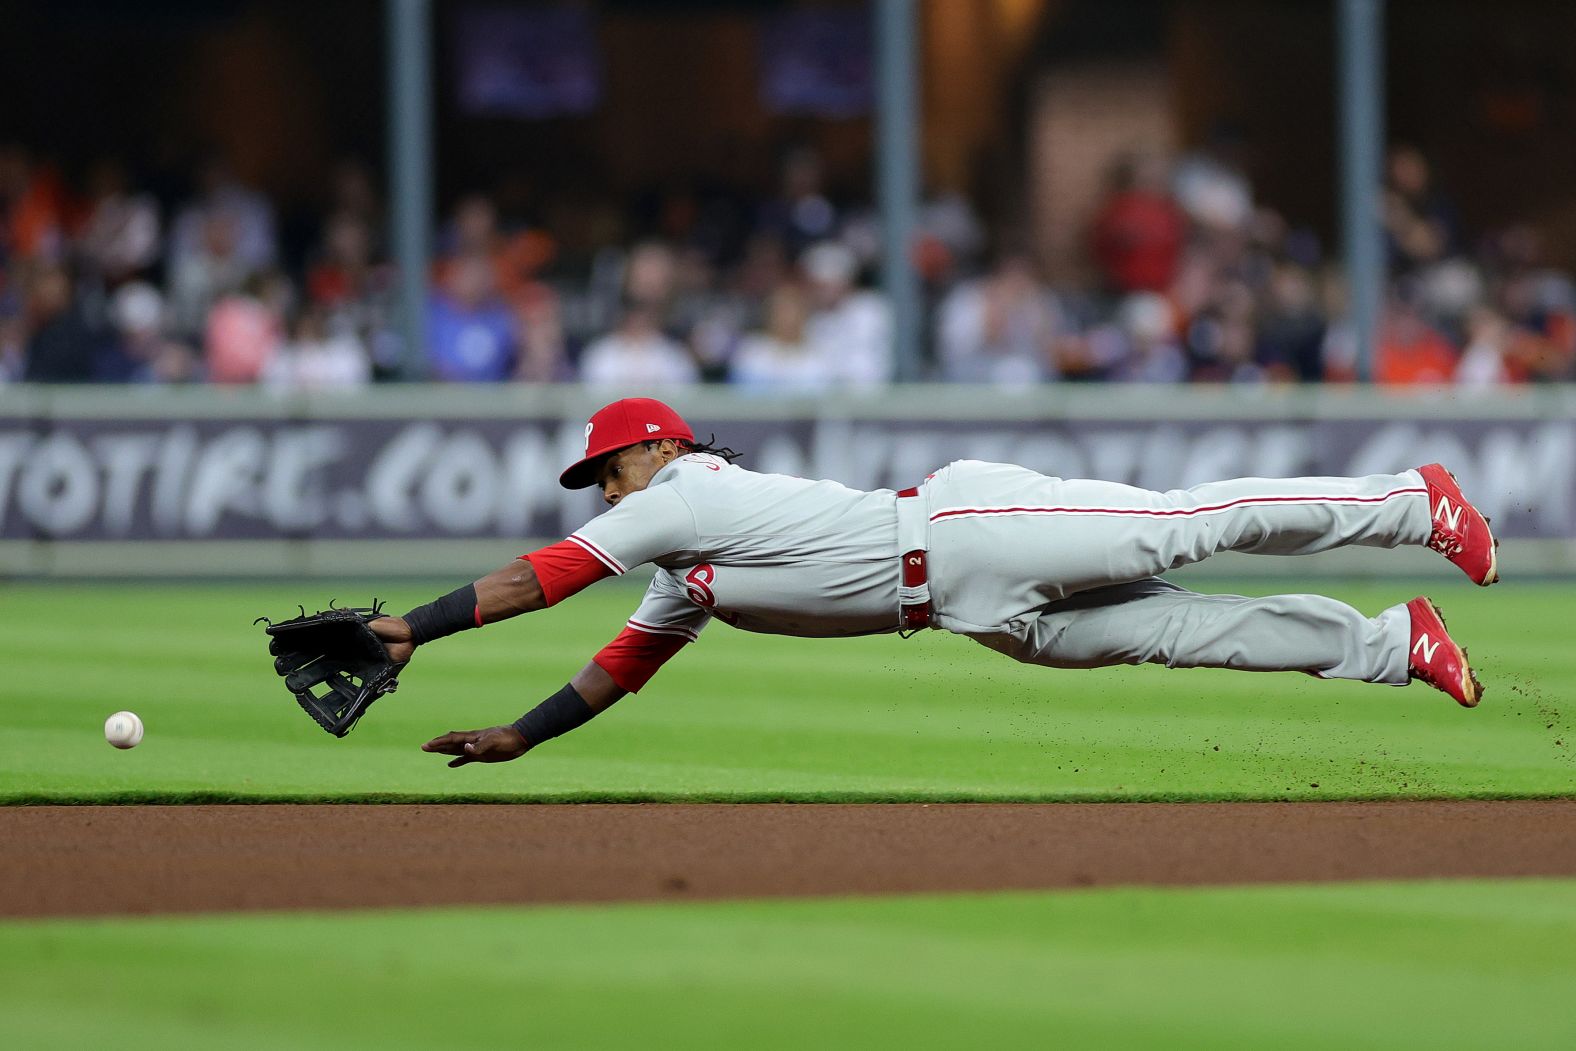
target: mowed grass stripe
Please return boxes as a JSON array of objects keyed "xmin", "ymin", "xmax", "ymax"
[
  {"xmin": 1, "ymin": 580, "xmax": 1571, "ymax": 801},
  {"xmin": 0, "ymin": 879, "xmax": 1573, "ymax": 1050}
]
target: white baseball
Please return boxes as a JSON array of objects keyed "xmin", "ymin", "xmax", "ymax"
[{"xmin": 104, "ymin": 711, "xmax": 144, "ymax": 749}]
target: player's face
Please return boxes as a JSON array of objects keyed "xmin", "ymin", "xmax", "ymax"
[{"xmin": 596, "ymin": 440, "xmax": 680, "ymax": 506}]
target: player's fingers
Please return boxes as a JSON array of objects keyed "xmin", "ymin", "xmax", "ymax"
[
  {"xmin": 447, "ymin": 753, "xmax": 477, "ymax": 768},
  {"xmin": 422, "ymin": 730, "xmax": 476, "ymax": 753}
]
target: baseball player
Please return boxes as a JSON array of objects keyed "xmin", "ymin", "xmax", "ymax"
[{"xmin": 375, "ymin": 397, "xmax": 1498, "ymax": 768}]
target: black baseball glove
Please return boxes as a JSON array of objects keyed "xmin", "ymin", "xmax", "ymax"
[{"xmin": 260, "ymin": 603, "xmax": 403, "ymax": 737}]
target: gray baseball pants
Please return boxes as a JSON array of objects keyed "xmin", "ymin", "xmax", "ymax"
[{"xmin": 918, "ymin": 461, "xmax": 1433, "ymax": 684}]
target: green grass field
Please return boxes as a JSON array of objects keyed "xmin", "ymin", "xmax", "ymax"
[
  {"xmin": 3, "ymin": 578, "xmax": 1573, "ymax": 1050},
  {"xmin": 0, "ymin": 578, "xmax": 1571, "ymax": 802},
  {"xmin": 2, "ymin": 880, "xmax": 1574, "ymax": 1050}
]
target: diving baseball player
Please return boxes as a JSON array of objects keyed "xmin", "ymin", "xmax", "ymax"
[{"xmin": 370, "ymin": 397, "xmax": 1497, "ymax": 768}]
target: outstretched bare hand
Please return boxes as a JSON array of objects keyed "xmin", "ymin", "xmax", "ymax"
[{"xmin": 422, "ymin": 726, "xmax": 529, "ymax": 768}]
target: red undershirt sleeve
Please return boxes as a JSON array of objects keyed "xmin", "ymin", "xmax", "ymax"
[
  {"xmin": 590, "ymin": 573, "xmax": 711, "ymax": 693},
  {"xmin": 592, "ymin": 624, "xmax": 693, "ymax": 693},
  {"xmin": 521, "ymin": 540, "xmax": 614, "ymax": 607}
]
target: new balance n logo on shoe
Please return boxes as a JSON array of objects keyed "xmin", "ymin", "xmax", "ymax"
[
  {"xmin": 1417, "ymin": 464, "xmax": 1498, "ymax": 585},
  {"xmin": 1405, "ymin": 594, "xmax": 1482, "ymax": 706},
  {"xmin": 1433, "ymin": 496, "xmax": 1464, "ymax": 533}
]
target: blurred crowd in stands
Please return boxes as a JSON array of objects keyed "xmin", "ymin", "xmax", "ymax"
[{"xmin": 2, "ymin": 139, "xmax": 1573, "ymax": 390}]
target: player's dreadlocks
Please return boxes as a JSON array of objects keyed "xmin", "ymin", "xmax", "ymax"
[
  {"xmin": 684, "ymin": 433, "xmax": 742, "ymax": 463},
  {"xmin": 644, "ymin": 434, "xmax": 742, "ymax": 464}
]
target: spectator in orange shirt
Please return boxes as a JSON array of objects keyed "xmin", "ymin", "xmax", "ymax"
[
  {"xmin": 1374, "ymin": 301, "xmax": 1458, "ymax": 385},
  {"xmin": 432, "ymin": 194, "xmax": 557, "ymax": 311},
  {"xmin": 1, "ymin": 145, "xmax": 72, "ymax": 264}
]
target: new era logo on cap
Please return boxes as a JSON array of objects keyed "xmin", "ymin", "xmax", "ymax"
[{"xmin": 646, "ymin": 423, "xmax": 660, "ymax": 433}]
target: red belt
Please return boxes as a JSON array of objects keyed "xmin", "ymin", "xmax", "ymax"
[{"xmin": 897, "ymin": 486, "xmax": 932, "ymax": 634}]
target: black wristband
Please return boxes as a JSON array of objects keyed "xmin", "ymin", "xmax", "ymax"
[
  {"xmin": 403, "ymin": 583, "xmax": 479, "ymax": 646},
  {"xmin": 511, "ymin": 683, "xmax": 595, "ymax": 747}
]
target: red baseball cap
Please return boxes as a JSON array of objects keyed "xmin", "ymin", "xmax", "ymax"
[{"xmin": 559, "ymin": 397, "xmax": 695, "ymax": 489}]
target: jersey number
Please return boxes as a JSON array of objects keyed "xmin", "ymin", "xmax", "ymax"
[{"xmin": 684, "ymin": 564, "xmax": 718, "ymax": 607}]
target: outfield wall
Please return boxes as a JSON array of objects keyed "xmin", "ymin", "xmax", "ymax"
[{"xmin": 2, "ymin": 384, "xmax": 1573, "ymax": 577}]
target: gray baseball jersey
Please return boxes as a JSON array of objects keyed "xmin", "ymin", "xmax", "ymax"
[
  {"xmin": 569, "ymin": 453, "xmax": 1433, "ymax": 686},
  {"xmin": 571, "ymin": 453, "xmax": 901, "ymax": 641}
]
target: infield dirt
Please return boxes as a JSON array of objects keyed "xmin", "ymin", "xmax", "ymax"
[{"xmin": 5, "ymin": 801, "xmax": 1576, "ymax": 918}]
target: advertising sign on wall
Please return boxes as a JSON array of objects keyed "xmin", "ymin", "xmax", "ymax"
[{"xmin": 2, "ymin": 406, "xmax": 1569, "ymax": 543}]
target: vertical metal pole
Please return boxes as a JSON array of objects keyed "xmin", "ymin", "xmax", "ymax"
[
  {"xmin": 388, "ymin": 0, "xmax": 433, "ymax": 379},
  {"xmin": 875, "ymin": 0, "xmax": 923, "ymax": 382},
  {"xmin": 1338, "ymin": 0, "xmax": 1385, "ymax": 383}
]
